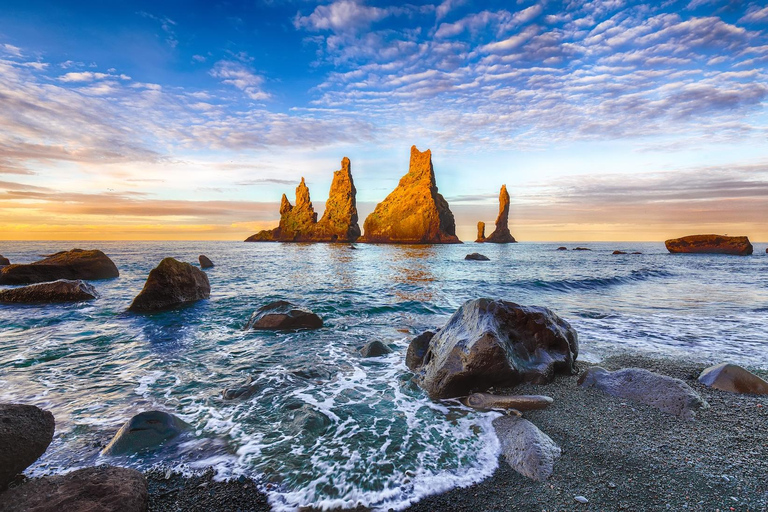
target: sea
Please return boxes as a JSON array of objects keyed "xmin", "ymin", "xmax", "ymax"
[{"xmin": 1, "ymin": 241, "xmax": 767, "ymax": 511}]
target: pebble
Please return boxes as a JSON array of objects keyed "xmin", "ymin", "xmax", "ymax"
[
  {"xmin": 607, "ymin": 482, "xmax": 617, "ymax": 489},
  {"xmin": 574, "ymin": 495, "xmax": 589, "ymax": 504}
]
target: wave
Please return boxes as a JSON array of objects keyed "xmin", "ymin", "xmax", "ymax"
[{"xmin": 516, "ymin": 268, "xmax": 674, "ymax": 293}]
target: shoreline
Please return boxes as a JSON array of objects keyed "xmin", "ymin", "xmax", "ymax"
[{"xmin": 144, "ymin": 351, "xmax": 768, "ymax": 511}]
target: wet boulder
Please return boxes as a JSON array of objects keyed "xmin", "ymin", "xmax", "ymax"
[
  {"xmin": 0, "ymin": 255, "xmax": 9, "ymax": 266},
  {"xmin": 0, "ymin": 280, "xmax": 98, "ymax": 304},
  {"xmin": 405, "ymin": 331, "xmax": 434, "ymax": 371},
  {"xmin": 698, "ymin": 363, "xmax": 768, "ymax": 395},
  {"xmin": 222, "ymin": 376, "xmax": 260, "ymax": 400},
  {"xmin": 465, "ymin": 253, "xmax": 489, "ymax": 261},
  {"xmin": 246, "ymin": 300, "xmax": 322, "ymax": 330},
  {"xmin": 578, "ymin": 367, "xmax": 708, "ymax": 420},
  {"xmin": 556, "ymin": 247, "xmax": 567, "ymax": 251},
  {"xmin": 359, "ymin": 340, "xmax": 392, "ymax": 358},
  {"xmin": 665, "ymin": 234, "xmax": 753, "ymax": 256},
  {"xmin": 409, "ymin": 299, "xmax": 578, "ymax": 399},
  {"xmin": 0, "ymin": 466, "xmax": 147, "ymax": 512},
  {"xmin": 0, "ymin": 404, "xmax": 55, "ymax": 491},
  {"xmin": 101, "ymin": 410, "xmax": 190, "ymax": 456},
  {"xmin": 0, "ymin": 249, "xmax": 118, "ymax": 285},
  {"xmin": 128, "ymin": 258, "xmax": 210, "ymax": 312},
  {"xmin": 199, "ymin": 255, "xmax": 214, "ymax": 269},
  {"xmin": 493, "ymin": 415, "xmax": 561, "ymax": 481}
]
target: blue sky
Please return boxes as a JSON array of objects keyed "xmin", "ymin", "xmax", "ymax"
[{"xmin": 1, "ymin": 0, "xmax": 767, "ymax": 240}]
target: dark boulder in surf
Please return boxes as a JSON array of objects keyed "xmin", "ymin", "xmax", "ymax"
[
  {"xmin": 408, "ymin": 299, "xmax": 578, "ymax": 399},
  {"xmin": 465, "ymin": 253, "xmax": 490, "ymax": 261},
  {"xmin": 573, "ymin": 247, "xmax": 591, "ymax": 251},
  {"xmin": 665, "ymin": 234, "xmax": 753, "ymax": 256},
  {"xmin": 613, "ymin": 250, "xmax": 627, "ymax": 255},
  {"xmin": 359, "ymin": 340, "xmax": 392, "ymax": 357},
  {"xmin": 698, "ymin": 363, "xmax": 768, "ymax": 395},
  {"xmin": 406, "ymin": 331, "xmax": 435, "ymax": 371},
  {"xmin": 246, "ymin": 300, "xmax": 322, "ymax": 330},
  {"xmin": 0, "ymin": 280, "xmax": 98, "ymax": 304},
  {"xmin": 0, "ymin": 255, "xmax": 9, "ymax": 266},
  {"xmin": 556, "ymin": 247, "xmax": 567, "ymax": 251},
  {"xmin": 101, "ymin": 411, "xmax": 190, "ymax": 456},
  {"xmin": 0, "ymin": 249, "xmax": 118, "ymax": 285},
  {"xmin": 128, "ymin": 258, "xmax": 210, "ymax": 313},
  {"xmin": 199, "ymin": 255, "xmax": 214, "ymax": 269},
  {"xmin": 0, "ymin": 404, "xmax": 55, "ymax": 491}
]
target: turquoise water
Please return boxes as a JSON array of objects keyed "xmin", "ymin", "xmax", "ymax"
[{"xmin": 1, "ymin": 241, "xmax": 767, "ymax": 510}]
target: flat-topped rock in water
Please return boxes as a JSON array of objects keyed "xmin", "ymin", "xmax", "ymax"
[
  {"xmin": 245, "ymin": 158, "xmax": 360, "ymax": 243},
  {"xmin": 0, "ymin": 255, "xmax": 9, "ymax": 266},
  {"xmin": 573, "ymin": 247, "xmax": 591, "ymax": 251},
  {"xmin": 0, "ymin": 249, "xmax": 118, "ymax": 285},
  {"xmin": 465, "ymin": 253, "xmax": 489, "ymax": 261},
  {"xmin": 409, "ymin": 298, "xmax": 578, "ymax": 399},
  {"xmin": 613, "ymin": 250, "xmax": 627, "ymax": 255},
  {"xmin": 102, "ymin": 411, "xmax": 190, "ymax": 456},
  {"xmin": 665, "ymin": 234, "xmax": 753, "ymax": 256},
  {"xmin": 698, "ymin": 363, "xmax": 768, "ymax": 395},
  {"xmin": 0, "ymin": 466, "xmax": 148, "ymax": 512},
  {"xmin": 0, "ymin": 404, "xmax": 55, "ymax": 491},
  {"xmin": 480, "ymin": 184, "xmax": 516, "ymax": 244},
  {"xmin": 578, "ymin": 366, "xmax": 708, "ymax": 420},
  {"xmin": 493, "ymin": 415, "xmax": 561, "ymax": 481},
  {"xmin": 199, "ymin": 255, "xmax": 214, "ymax": 269},
  {"xmin": 0, "ymin": 280, "xmax": 98, "ymax": 304},
  {"xmin": 128, "ymin": 258, "xmax": 210, "ymax": 312},
  {"xmin": 361, "ymin": 146, "xmax": 460, "ymax": 244},
  {"xmin": 246, "ymin": 300, "xmax": 323, "ymax": 330}
]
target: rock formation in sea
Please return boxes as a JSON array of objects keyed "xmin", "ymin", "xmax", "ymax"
[
  {"xmin": 698, "ymin": 363, "xmax": 768, "ymax": 395},
  {"xmin": 478, "ymin": 184, "xmax": 516, "ymax": 243},
  {"xmin": 245, "ymin": 300, "xmax": 323, "ymax": 330},
  {"xmin": 0, "ymin": 280, "xmax": 98, "ymax": 304},
  {"xmin": 407, "ymin": 298, "xmax": 578, "ymax": 399},
  {"xmin": 102, "ymin": 411, "xmax": 191, "ymax": 456},
  {"xmin": 358, "ymin": 340, "xmax": 392, "ymax": 358},
  {"xmin": 665, "ymin": 234, "xmax": 753, "ymax": 255},
  {"xmin": 465, "ymin": 253, "xmax": 490, "ymax": 261},
  {"xmin": 360, "ymin": 146, "xmax": 460, "ymax": 244},
  {"xmin": 0, "ymin": 249, "xmax": 119, "ymax": 285},
  {"xmin": 0, "ymin": 404, "xmax": 55, "ymax": 490},
  {"xmin": 244, "ymin": 158, "xmax": 360, "ymax": 243},
  {"xmin": 475, "ymin": 222, "xmax": 485, "ymax": 242},
  {"xmin": 199, "ymin": 255, "xmax": 214, "ymax": 269},
  {"xmin": 128, "ymin": 258, "xmax": 210, "ymax": 312},
  {"xmin": 0, "ymin": 255, "xmax": 9, "ymax": 266}
]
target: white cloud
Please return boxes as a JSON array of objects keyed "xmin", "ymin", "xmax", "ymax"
[
  {"xmin": 1, "ymin": 44, "xmax": 22, "ymax": 57},
  {"xmin": 210, "ymin": 60, "xmax": 270, "ymax": 101},
  {"xmin": 58, "ymin": 72, "xmax": 131, "ymax": 83},
  {"xmin": 480, "ymin": 25, "xmax": 539, "ymax": 53},
  {"xmin": 294, "ymin": 0, "xmax": 391, "ymax": 33},
  {"xmin": 739, "ymin": 5, "xmax": 768, "ymax": 23}
]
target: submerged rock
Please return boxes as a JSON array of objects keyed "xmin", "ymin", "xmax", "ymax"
[
  {"xmin": 246, "ymin": 300, "xmax": 323, "ymax": 330},
  {"xmin": 128, "ymin": 258, "xmax": 210, "ymax": 313},
  {"xmin": 556, "ymin": 247, "xmax": 567, "ymax": 251},
  {"xmin": 359, "ymin": 340, "xmax": 392, "ymax": 357},
  {"xmin": 0, "ymin": 466, "xmax": 148, "ymax": 512},
  {"xmin": 245, "ymin": 158, "xmax": 361, "ymax": 243},
  {"xmin": 0, "ymin": 280, "xmax": 98, "ymax": 304},
  {"xmin": 578, "ymin": 367, "xmax": 708, "ymax": 420},
  {"xmin": 101, "ymin": 411, "xmax": 190, "ymax": 456},
  {"xmin": 361, "ymin": 146, "xmax": 460, "ymax": 244},
  {"xmin": 698, "ymin": 363, "xmax": 768, "ymax": 395},
  {"xmin": 405, "ymin": 331, "xmax": 435, "ymax": 371},
  {"xmin": 475, "ymin": 222, "xmax": 485, "ymax": 243},
  {"xmin": 613, "ymin": 250, "xmax": 627, "ymax": 255},
  {"xmin": 465, "ymin": 253, "xmax": 490, "ymax": 261},
  {"xmin": 0, "ymin": 249, "xmax": 118, "ymax": 285},
  {"xmin": 573, "ymin": 247, "xmax": 591, "ymax": 251},
  {"xmin": 222, "ymin": 376, "xmax": 260, "ymax": 400},
  {"xmin": 462, "ymin": 393, "xmax": 553, "ymax": 412},
  {"xmin": 199, "ymin": 255, "xmax": 214, "ymax": 269},
  {"xmin": 665, "ymin": 234, "xmax": 753, "ymax": 256},
  {"xmin": 493, "ymin": 415, "xmax": 561, "ymax": 481},
  {"xmin": 409, "ymin": 299, "xmax": 578, "ymax": 399},
  {"xmin": 0, "ymin": 404, "xmax": 55, "ymax": 491},
  {"xmin": 0, "ymin": 255, "xmax": 9, "ymax": 266},
  {"xmin": 483, "ymin": 184, "xmax": 516, "ymax": 243}
]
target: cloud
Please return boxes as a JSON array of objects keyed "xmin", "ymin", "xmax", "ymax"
[
  {"xmin": 137, "ymin": 11, "xmax": 178, "ymax": 48},
  {"xmin": 436, "ymin": 0, "xmax": 466, "ymax": 21},
  {"xmin": 210, "ymin": 60, "xmax": 270, "ymax": 101},
  {"xmin": 58, "ymin": 72, "xmax": 131, "ymax": 83},
  {"xmin": 294, "ymin": 0, "xmax": 392, "ymax": 33},
  {"xmin": 739, "ymin": 4, "xmax": 768, "ymax": 23},
  {"xmin": 1, "ymin": 44, "xmax": 22, "ymax": 57}
]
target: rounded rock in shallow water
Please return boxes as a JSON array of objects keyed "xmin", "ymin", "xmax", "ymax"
[
  {"xmin": 0, "ymin": 279, "xmax": 98, "ymax": 304},
  {"xmin": 464, "ymin": 253, "xmax": 490, "ymax": 261},
  {"xmin": 199, "ymin": 254, "xmax": 214, "ymax": 269},
  {"xmin": 359, "ymin": 340, "xmax": 392, "ymax": 357},
  {"xmin": 128, "ymin": 257, "xmax": 210, "ymax": 313},
  {"xmin": 246, "ymin": 300, "xmax": 322, "ymax": 330},
  {"xmin": 101, "ymin": 411, "xmax": 190, "ymax": 456},
  {"xmin": 0, "ymin": 404, "xmax": 55, "ymax": 491}
]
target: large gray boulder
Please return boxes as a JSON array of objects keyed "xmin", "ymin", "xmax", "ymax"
[
  {"xmin": 101, "ymin": 411, "xmax": 190, "ymax": 456},
  {"xmin": 578, "ymin": 367, "xmax": 709, "ymax": 420},
  {"xmin": 409, "ymin": 299, "xmax": 578, "ymax": 399},
  {"xmin": 0, "ymin": 466, "xmax": 147, "ymax": 512},
  {"xmin": 245, "ymin": 301, "xmax": 322, "ymax": 330},
  {"xmin": 0, "ymin": 280, "xmax": 98, "ymax": 304},
  {"xmin": 0, "ymin": 404, "xmax": 55, "ymax": 490},
  {"xmin": 0, "ymin": 249, "xmax": 118, "ymax": 285},
  {"xmin": 128, "ymin": 258, "xmax": 210, "ymax": 312},
  {"xmin": 698, "ymin": 363, "xmax": 768, "ymax": 395},
  {"xmin": 493, "ymin": 415, "xmax": 561, "ymax": 481}
]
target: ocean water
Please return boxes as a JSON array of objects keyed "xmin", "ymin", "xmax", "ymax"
[{"xmin": 1, "ymin": 241, "xmax": 767, "ymax": 510}]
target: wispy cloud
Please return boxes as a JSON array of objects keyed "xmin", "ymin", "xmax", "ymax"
[{"xmin": 210, "ymin": 60, "xmax": 270, "ymax": 101}]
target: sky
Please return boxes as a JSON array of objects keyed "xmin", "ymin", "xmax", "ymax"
[{"xmin": 0, "ymin": 0, "xmax": 767, "ymax": 242}]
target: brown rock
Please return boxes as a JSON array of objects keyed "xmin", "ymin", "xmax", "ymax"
[
  {"xmin": 698, "ymin": 363, "xmax": 768, "ymax": 395},
  {"xmin": 483, "ymin": 184, "xmax": 516, "ymax": 243},
  {"xmin": 476, "ymin": 221, "xmax": 485, "ymax": 243},
  {"xmin": 462, "ymin": 393, "xmax": 553, "ymax": 412},
  {"xmin": 199, "ymin": 255, "xmax": 214, "ymax": 269},
  {"xmin": 0, "ymin": 404, "xmax": 55, "ymax": 491},
  {"xmin": 0, "ymin": 255, "xmax": 9, "ymax": 266},
  {"xmin": 0, "ymin": 280, "xmax": 98, "ymax": 304},
  {"xmin": 358, "ymin": 340, "xmax": 392, "ymax": 358},
  {"xmin": 0, "ymin": 249, "xmax": 119, "ymax": 285},
  {"xmin": 0, "ymin": 466, "xmax": 148, "ymax": 512},
  {"xmin": 556, "ymin": 247, "xmax": 567, "ymax": 251},
  {"xmin": 405, "ymin": 331, "xmax": 434, "ymax": 371},
  {"xmin": 665, "ymin": 234, "xmax": 753, "ymax": 256},
  {"xmin": 360, "ymin": 146, "xmax": 460, "ymax": 244},
  {"xmin": 244, "ymin": 158, "xmax": 360, "ymax": 243},
  {"xmin": 245, "ymin": 300, "xmax": 322, "ymax": 330},
  {"xmin": 573, "ymin": 247, "xmax": 591, "ymax": 251},
  {"xmin": 613, "ymin": 250, "xmax": 627, "ymax": 255},
  {"xmin": 128, "ymin": 258, "xmax": 210, "ymax": 313}
]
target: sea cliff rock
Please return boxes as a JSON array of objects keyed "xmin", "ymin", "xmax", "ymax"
[
  {"xmin": 0, "ymin": 249, "xmax": 118, "ymax": 285},
  {"xmin": 361, "ymin": 146, "xmax": 460, "ymax": 244},
  {"xmin": 665, "ymin": 235, "xmax": 753, "ymax": 256},
  {"xmin": 102, "ymin": 411, "xmax": 190, "ymax": 456},
  {"xmin": 199, "ymin": 255, "xmax": 214, "ymax": 269},
  {"xmin": 493, "ymin": 415, "xmax": 561, "ymax": 481},
  {"xmin": 476, "ymin": 222, "xmax": 485, "ymax": 242},
  {"xmin": 128, "ymin": 258, "xmax": 210, "ymax": 313},
  {"xmin": 0, "ymin": 466, "xmax": 148, "ymax": 512},
  {"xmin": 0, "ymin": 280, "xmax": 98, "ymax": 304},
  {"xmin": 698, "ymin": 363, "xmax": 768, "ymax": 395},
  {"xmin": 245, "ymin": 158, "xmax": 360, "ymax": 243},
  {"xmin": 408, "ymin": 299, "xmax": 578, "ymax": 399},
  {"xmin": 483, "ymin": 185, "xmax": 516, "ymax": 243},
  {"xmin": 245, "ymin": 300, "xmax": 323, "ymax": 330},
  {"xmin": 0, "ymin": 255, "xmax": 9, "ymax": 266},
  {"xmin": 0, "ymin": 404, "xmax": 55, "ymax": 491}
]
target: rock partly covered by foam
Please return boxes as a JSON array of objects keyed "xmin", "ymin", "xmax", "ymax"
[
  {"xmin": 578, "ymin": 367, "xmax": 708, "ymax": 420},
  {"xmin": 0, "ymin": 466, "xmax": 148, "ymax": 512},
  {"xmin": 698, "ymin": 363, "xmax": 768, "ymax": 395},
  {"xmin": 0, "ymin": 404, "xmax": 55, "ymax": 491},
  {"xmin": 199, "ymin": 255, "xmax": 214, "ymax": 269},
  {"xmin": 361, "ymin": 146, "xmax": 460, "ymax": 244},
  {"xmin": 245, "ymin": 158, "xmax": 360, "ymax": 243},
  {"xmin": 359, "ymin": 340, "xmax": 392, "ymax": 358},
  {"xmin": 665, "ymin": 234, "xmax": 753, "ymax": 256},
  {"xmin": 102, "ymin": 411, "xmax": 190, "ymax": 456},
  {"xmin": 408, "ymin": 299, "xmax": 578, "ymax": 399},
  {"xmin": 0, "ymin": 249, "xmax": 118, "ymax": 285},
  {"xmin": 480, "ymin": 184, "xmax": 516, "ymax": 243},
  {"xmin": 493, "ymin": 415, "xmax": 561, "ymax": 481},
  {"xmin": 246, "ymin": 300, "xmax": 323, "ymax": 330},
  {"xmin": 0, "ymin": 280, "xmax": 98, "ymax": 304},
  {"xmin": 128, "ymin": 258, "xmax": 210, "ymax": 312},
  {"xmin": 0, "ymin": 255, "xmax": 9, "ymax": 266}
]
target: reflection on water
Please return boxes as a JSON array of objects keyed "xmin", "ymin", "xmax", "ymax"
[{"xmin": 389, "ymin": 245, "xmax": 438, "ymax": 303}]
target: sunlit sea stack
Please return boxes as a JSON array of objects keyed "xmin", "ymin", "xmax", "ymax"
[
  {"xmin": 477, "ymin": 184, "xmax": 516, "ymax": 243},
  {"xmin": 361, "ymin": 146, "xmax": 460, "ymax": 244}
]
